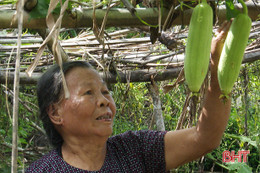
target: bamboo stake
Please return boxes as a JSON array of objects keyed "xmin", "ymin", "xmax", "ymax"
[
  {"xmin": 242, "ymin": 66, "xmax": 249, "ymax": 137},
  {"xmin": 147, "ymin": 77, "xmax": 165, "ymax": 131},
  {"xmin": 11, "ymin": 0, "xmax": 24, "ymax": 172},
  {"xmin": 5, "ymin": 48, "xmax": 15, "ymax": 122}
]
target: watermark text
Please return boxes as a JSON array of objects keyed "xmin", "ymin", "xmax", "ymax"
[{"xmin": 222, "ymin": 150, "xmax": 250, "ymax": 163}]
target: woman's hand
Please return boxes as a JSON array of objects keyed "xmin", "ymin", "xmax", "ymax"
[{"xmin": 211, "ymin": 20, "xmax": 232, "ymax": 74}]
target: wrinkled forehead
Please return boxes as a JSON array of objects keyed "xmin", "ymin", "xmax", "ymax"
[{"xmin": 65, "ymin": 67, "xmax": 106, "ymax": 86}]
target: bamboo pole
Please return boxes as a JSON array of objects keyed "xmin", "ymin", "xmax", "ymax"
[
  {"xmin": 0, "ymin": 38, "xmax": 42, "ymax": 44},
  {"xmin": 0, "ymin": 51, "xmax": 259, "ymax": 85},
  {"xmin": 0, "ymin": 2, "xmax": 259, "ymax": 29},
  {"xmin": 0, "ymin": 37, "xmax": 151, "ymax": 51},
  {"xmin": 0, "ymin": 8, "xmax": 168, "ymax": 29},
  {"xmin": 11, "ymin": 0, "xmax": 24, "ymax": 172}
]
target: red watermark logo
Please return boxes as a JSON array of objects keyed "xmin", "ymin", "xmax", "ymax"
[{"xmin": 222, "ymin": 150, "xmax": 250, "ymax": 163}]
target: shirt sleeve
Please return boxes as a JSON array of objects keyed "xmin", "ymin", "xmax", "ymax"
[
  {"xmin": 111, "ymin": 130, "xmax": 167, "ymax": 173},
  {"xmin": 137, "ymin": 130, "xmax": 167, "ymax": 172}
]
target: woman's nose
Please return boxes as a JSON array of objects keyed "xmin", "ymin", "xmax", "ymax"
[{"xmin": 97, "ymin": 93, "xmax": 110, "ymax": 107}]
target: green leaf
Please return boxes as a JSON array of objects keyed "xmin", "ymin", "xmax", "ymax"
[
  {"xmin": 225, "ymin": 0, "xmax": 241, "ymax": 20},
  {"xmin": 226, "ymin": 162, "xmax": 252, "ymax": 172},
  {"xmin": 237, "ymin": 163, "xmax": 252, "ymax": 173},
  {"xmin": 19, "ymin": 138, "xmax": 28, "ymax": 145},
  {"xmin": 28, "ymin": 0, "xmax": 49, "ymax": 19},
  {"xmin": 19, "ymin": 128, "xmax": 28, "ymax": 137},
  {"xmin": 206, "ymin": 153, "xmax": 230, "ymax": 170},
  {"xmin": 28, "ymin": 0, "xmax": 72, "ymax": 19},
  {"xmin": 0, "ymin": 129, "xmax": 5, "ymax": 135},
  {"xmin": 225, "ymin": 133, "xmax": 257, "ymax": 148}
]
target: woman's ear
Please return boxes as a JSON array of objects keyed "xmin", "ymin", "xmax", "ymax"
[{"xmin": 47, "ymin": 104, "xmax": 63, "ymax": 125}]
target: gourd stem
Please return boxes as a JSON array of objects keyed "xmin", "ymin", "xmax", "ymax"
[{"xmin": 237, "ymin": 0, "xmax": 248, "ymax": 15}]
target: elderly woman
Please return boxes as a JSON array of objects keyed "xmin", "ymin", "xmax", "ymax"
[{"xmin": 26, "ymin": 21, "xmax": 232, "ymax": 172}]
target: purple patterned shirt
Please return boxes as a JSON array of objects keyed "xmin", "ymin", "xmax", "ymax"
[{"xmin": 26, "ymin": 130, "xmax": 168, "ymax": 173}]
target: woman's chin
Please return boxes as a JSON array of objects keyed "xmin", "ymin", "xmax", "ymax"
[{"xmin": 95, "ymin": 126, "xmax": 113, "ymax": 138}]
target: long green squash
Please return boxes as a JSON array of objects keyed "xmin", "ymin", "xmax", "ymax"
[
  {"xmin": 184, "ymin": 0, "xmax": 213, "ymax": 93},
  {"xmin": 218, "ymin": 0, "xmax": 252, "ymax": 98}
]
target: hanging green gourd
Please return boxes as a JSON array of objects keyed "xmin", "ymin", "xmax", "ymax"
[
  {"xmin": 217, "ymin": 0, "xmax": 252, "ymax": 99},
  {"xmin": 184, "ymin": 0, "xmax": 213, "ymax": 93}
]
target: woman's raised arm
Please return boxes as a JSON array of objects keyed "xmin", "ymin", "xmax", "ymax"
[{"xmin": 164, "ymin": 21, "xmax": 232, "ymax": 171}]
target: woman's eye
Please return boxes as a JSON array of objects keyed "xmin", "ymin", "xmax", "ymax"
[
  {"xmin": 84, "ymin": 90, "xmax": 92, "ymax": 95},
  {"xmin": 102, "ymin": 90, "xmax": 110, "ymax": 95}
]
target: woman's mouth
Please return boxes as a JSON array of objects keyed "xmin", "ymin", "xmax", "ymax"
[{"xmin": 96, "ymin": 113, "xmax": 112, "ymax": 121}]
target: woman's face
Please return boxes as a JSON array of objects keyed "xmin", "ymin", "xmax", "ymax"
[{"xmin": 56, "ymin": 67, "xmax": 116, "ymax": 139}]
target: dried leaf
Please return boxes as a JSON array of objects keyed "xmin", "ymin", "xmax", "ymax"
[
  {"xmin": 163, "ymin": 67, "xmax": 184, "ymax": 93},
  {"xmin": 26, "ymin": 0, "xmax": 69, "ymax": 76}
]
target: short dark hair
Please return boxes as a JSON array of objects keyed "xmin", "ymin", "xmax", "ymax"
[{"xmin": 37, "ymin": 61, "xmax": 92, "ymax": 148}]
